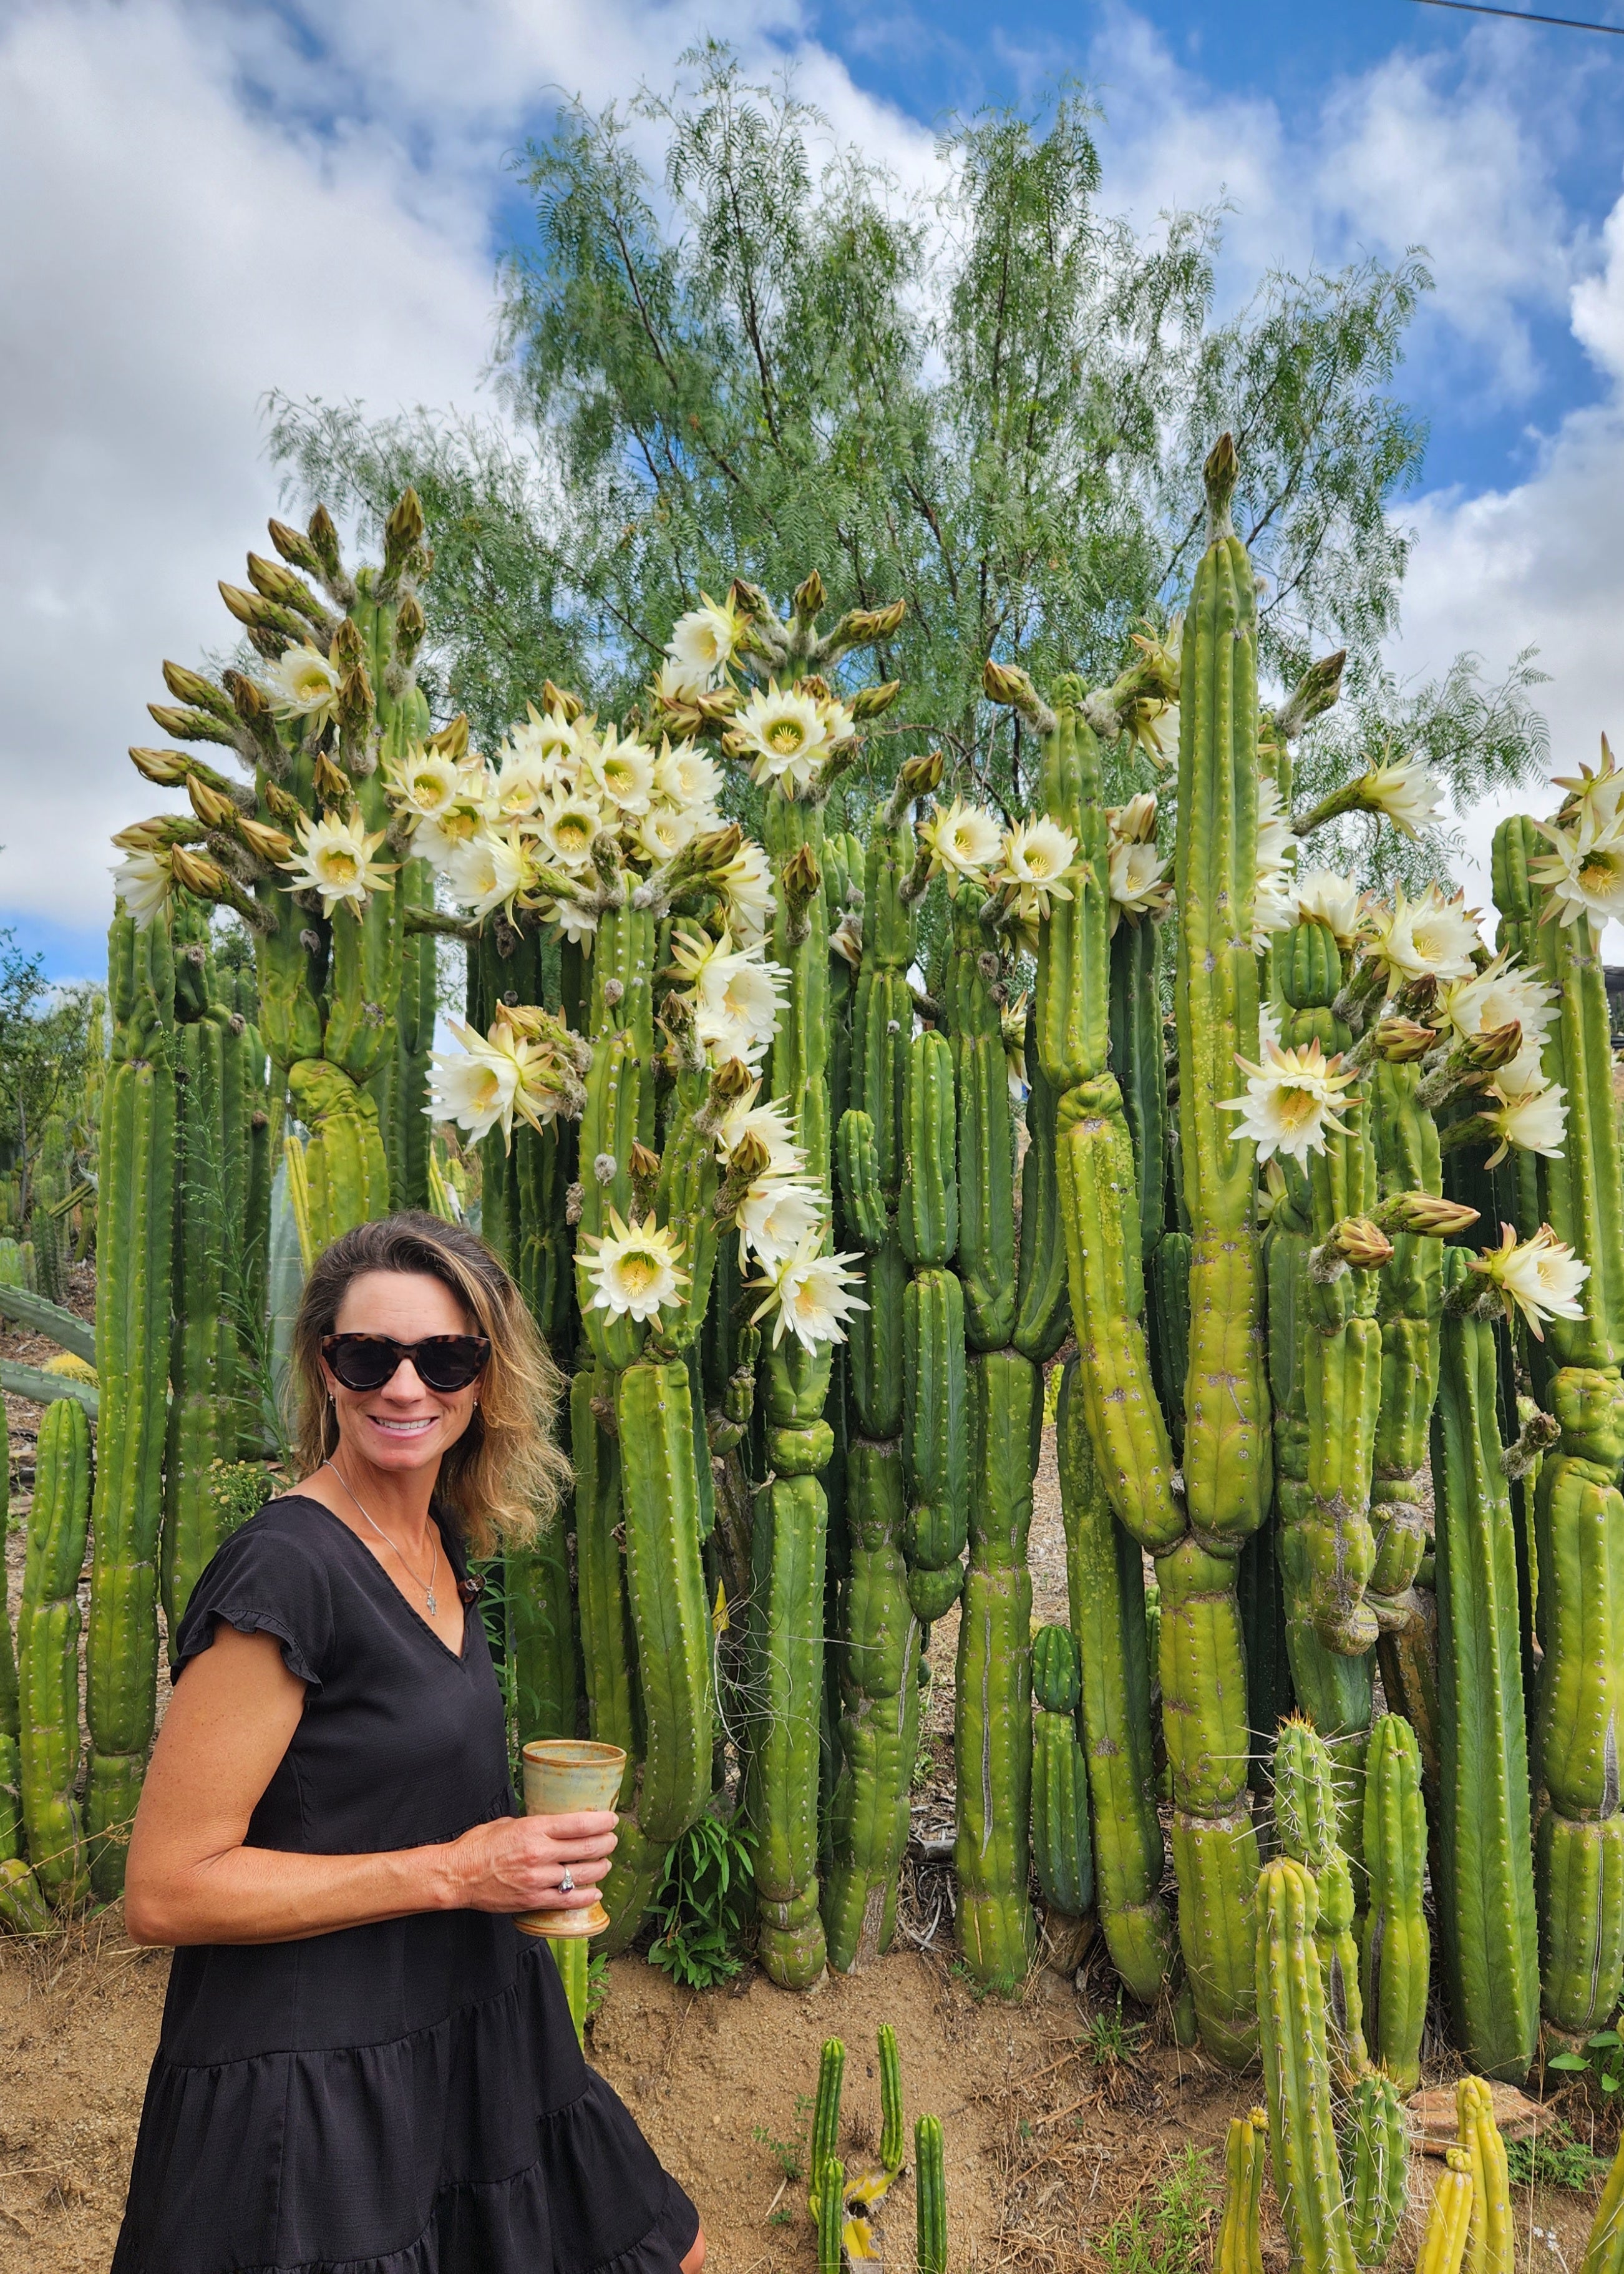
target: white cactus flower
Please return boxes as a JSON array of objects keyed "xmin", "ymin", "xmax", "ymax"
[
  {"xmin": 1220, "ymin": 1036, "xmax": 1359, "ymax": 1165},
  {"xmin": 748, "ymin": 1237, "xmax": 868, "ymax": 1353},
  {"xmin": 1107, "ymin": 792, "xmax": 1159, "ymax": 846},
  {"xmin": 1255, "ymin": 778, "xmax": 1301, "ymax": 872},
  {"xmin": 112, "ymin": 846, "xmax": 173, "ymax": 929},
  {"xmin": 584, "ymin": 728, "xmax": 656, "ymax": 816},
  {"xmin": 579, "ymin": 1208, "xmax": 689, "ymax": 1322},
  {"xmin": 653, "ymin": 739, "xmax": 724, "ymax": 815},
  {"xmin": 1529, "ymin": 809, "xmax": 1624, "ymax": 933},
  {"xmin": 637, "ymin": 804, "xmax": 698, "ymax": 866},
  {"xmin": 1483, "ymin": 1079, "xmax": 1567, "ymax": 1169},
  {"xmin": 543, "ymin": 896, "xmax": 598, "ymax": 945},
  {"xmin": 666, "ymin": 593, "xmax": 742, "ymax": 690},
  {"xmin": 505, "ymin": 703, "xmax": 582, "ymax": 778},
  {"xmin": 1437, "ymin": 950, "xmax": 1558, "ymax": 1050},
  {"xmin": 534, "ymin": 791, "xmax": 601, "ymax": 871},
  {"xmin": 736, "ymin": 1174, "xmax": 827, "ymax": 1270},
  {"xmin": 428, "ymin": 1020, "xmax": 522, "ymax": 1145},
  {"xmin": 280, "ymin": 809, "xmax": 396, "ymax": 917},
  {"xmin": 713, "ymin": 836, "xmax": 776, "ymax": 945},
  {"xmin": 921, "ymin": 798, "xmax": 1004, "ymax": 881},
  {"xmin": 716, "ymin": 1084, "xmax": 804, "ymax": 1173},
  {"xmin": 1251, "ymin": 867, "xmax": 1298, "ymax": 950},
  {"xmin": 385, "ymin": 748, "xmax": 464, "ymax": 822},
  {"xmin": 996, "ymin": 817, "xmax": 1077, "ymax": 922},
  {"xmin": 260, "ymin": 642, "xmax": 342, "ymax": 725},
  {"xmin": 1358, "ymin": 756, "xmax": 1444, "ymax": 838},
  {"xmin": 1293, "ymin": 869, "xmax": 1363, "ymax": 949},
  {"xmin": 731, "ymin": 681, "xmax": 833, "ymax": 796},
  {"xmin": 1361, "ymin": 884, "xmax": 1482, "ymax": 984},
  {"xmin": 414, "ymin": 804, "xmax": 485, "ymax": 874},
  {"xmin": 442, "ymin": 823, "xmax": 528, "ymax": 919},
  {"xmin": 1471, "ymin": 1221, "xmax": 1588, "ymax": 1340},
  {"xmin": 490, "ymin": 744, "xmax": 550, "ymax": 821},
  {"xmin": 1108, "ymin": 838, "xmax": 1172, "ymax": 932},
  {"xmin": 1550, "ymin": 736, "xmax": 1624, "ymax": 836}
]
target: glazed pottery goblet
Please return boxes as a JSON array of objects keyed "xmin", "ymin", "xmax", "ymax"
[{"xmin": 513, "ymin": 1738, "xmax": 626, "ymax": 1939}]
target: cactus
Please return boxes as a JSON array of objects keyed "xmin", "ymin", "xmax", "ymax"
[
  {"xmin": 0, "ymin": 1446, "xmax": 49, "ymax": 1935},
  {"xmin": 1456, "ymin": 2077, "xmax": 1511, "ymax": 2274},
  {"xmin": 19, "ymin": 1398, "xmax": 91, "ymax": 1909},
  {"xmin": 1581, "ymin": 2129, "xmax": 1624, "ymax": 2274},
  {"xmin": 547, "ymin": 1933, "xmax": 590, "ymax": 2049},
  {"xmin": 1256, "ymin": 1856, "xmax": 1358, "ymax": 2274},
  {"xmin": 86, "ymin": 910, "xmax": 177, "ymax": 1896},
  {"xmin": 1271, "ymin": 1715, "xmax": 1368, "ymax": 2081},
  {"xmin": 1432, "ymin": 1247, "xmax": 1539, "ymax": 2081},
  {"xmin": 1417, "ymin": 2153, "xmax": 1475, "ymax": 2274},
  {"xmin": 1054, "ymin": 1358, "xmax": 1179, "ymax": 2006},
  {"xmin": 809, "ymin": 2036, "xmax": 845, "ymax": 2217},
  {"xmin": 1217, "ymin": 2110, "xmax": 1268, "ymax": 2274},
  {"xmin": 1031, "ymin": 1623, "xmax": 1094, "ymax": 1929},
  {"xmin": 1359, "ymin": 1713, "xmax": 1429, "ymax": 2093},
  {"xmin": 878, "ymin": 2022, "xmax": 904, "ymax": 2177},
  {"xmin": 915, "ymin": 2115, "xmax": 947, "ymax": 2274},
  {"xmin": 817, "ymin": 2156, "xmax": 844, "ymax": 2274},
  {"xmin": 1343, "ymin": 2070, "xmax": 1407, "ymax": 2268}
]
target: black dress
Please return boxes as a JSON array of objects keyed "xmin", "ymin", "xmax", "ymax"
[{"xmin": 112, "ymin": 1494, "xmax": 699, "ymax": 2274}]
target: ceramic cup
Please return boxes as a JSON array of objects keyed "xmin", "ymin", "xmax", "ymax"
[{"xmin": 513, "ymin": 1737, "xmax": 626, "ymax": 1940}]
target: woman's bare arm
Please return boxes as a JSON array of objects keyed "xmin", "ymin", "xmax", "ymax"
[{"xmin": 122, "ymin": 1626, "xmax": 616, "ymax": 1947}]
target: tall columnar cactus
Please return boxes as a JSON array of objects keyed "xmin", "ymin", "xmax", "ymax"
[
  {"xmin": 1054, "ymin": 1359, "xmax": 1180, "ymax": 2008},
  {"xmin": 1432, "ymin": 1246, "xmax": 1539, "ymax": 2081},
  {"xmin": 86, "ymin": 909, "xmax": 177, "ymax": 1896},
  {"xmin": 1492, "ymin": 814, "xmax": 1624, "ymax": 2049},
  {"xmin": 0, "ymin": 1447, "xmax": 49, "ymax": 1935},
  {"xmin": 1217, "ymin": 2111, "xmax": 1268, "ymax": 2274},
  {"xmin": 19, "ymin": 1397, "xmax": 92, "ymax": 1910},
  {"xmin": 1367, "ymin": 1059, "xmax": 1445, "ymax": 1636},
  {"xmin": 1359, "ymin": 1711, "xmax": 1429, "ymax": 2093},
  {"xmin": 1271, "ymin": 1715, "xmax": 1368, "ymax": 2082},
  {"xmin": 1030, "ymin": 1622, "xmax": 1094, "ymax": 1951},
  {"xmin": 1257, "ymin": 1856, "xmax": 1357, "ymax": 2274},
  {"xmin": 1343, "ymin": 2069, "xmax": 1407, "ymax": 2270}
]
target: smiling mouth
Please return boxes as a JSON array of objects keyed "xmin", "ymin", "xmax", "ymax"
[{"xmin": 368, "ymin": 1417, "xmax": 438, "ymax": 1437}]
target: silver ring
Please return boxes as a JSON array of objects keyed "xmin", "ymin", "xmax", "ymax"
[{"xmin": 559, "ymin": 1868, "xmax": 575, "ymax": 1895}]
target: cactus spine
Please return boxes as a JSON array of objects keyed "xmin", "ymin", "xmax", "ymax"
[
  {"xmin": 1218, "ymin": 2110, "xmax": 1268, "ymax": 2274},
  {"xmin": 19, "ymin": 1397, "xmax": 91, "ymax": 1909},
  {"xmin": 1433, "ymin": 1245, "xmax": 1539, "ymax": 2079},
  {"xmin": 86, "ymin": 909, "xmax": 176, "ymax": 1895},
  {"xmin": 1256, "ymin": 1856, "xmax": 1357, "ymax": 2274},
  {"xmin": 1343, "ymin": 2070, "xmax": 1407, "ymax": 2269},
  {"xmin": 1359, "ymin": 1712, "xmax": 1429, "ymax": 2093}
]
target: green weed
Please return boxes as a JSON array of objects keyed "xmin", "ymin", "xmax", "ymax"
[
  {"xmin": 1094, "ymin": 2147, "xmax": 1215, "ymax": 2274},
  {"xmin": 647, "ymin": 1811, "xmax": 756, "ymax": 1989},
  {"xmin": 1506, "ymin": 2122, "xmax": 1607, "ymax": 2193},
  {"xmin": 1080, "ymin": 1995, "xmax": 1145, "ymax": 2067},
  {"xmin": 753, "ymin": 2091, "xmax": 814, "ymax": 2184}
]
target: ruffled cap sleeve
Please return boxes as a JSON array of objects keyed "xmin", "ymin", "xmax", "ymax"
[{"xmin": 170, "ymin": 1500, "xmax": 336, "ymax": 1689}]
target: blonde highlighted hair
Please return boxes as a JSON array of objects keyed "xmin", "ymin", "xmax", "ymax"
[{"xmin": 288, "ymin": 1211, "xmax": 571, "ymax": 1556}]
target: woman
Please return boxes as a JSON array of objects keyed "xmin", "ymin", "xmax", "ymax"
[{"xmin": 114, "ymin": 1211, "xmax": 704, "ymax": 2274}]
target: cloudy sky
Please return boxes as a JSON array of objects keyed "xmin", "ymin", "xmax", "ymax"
[{"xmin": 6, "ymin": 0, "xmax": 1624, "ymax": 978}]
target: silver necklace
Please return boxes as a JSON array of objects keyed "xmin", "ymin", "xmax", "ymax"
[{"xmin": 323, "ymin": 1460, "xmax": 440, "ymax": 1617}]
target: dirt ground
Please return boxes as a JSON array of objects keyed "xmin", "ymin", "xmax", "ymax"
[{"xmin": 0, "ymin": 1300, "xmax": 1616, "ymax": 2272}]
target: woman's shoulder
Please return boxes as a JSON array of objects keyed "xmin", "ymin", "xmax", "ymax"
[{"xmin": 170, "ymin": 1496, "xmax": 346, "ymax": 1682}]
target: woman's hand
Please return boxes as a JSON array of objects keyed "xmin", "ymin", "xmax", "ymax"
[{"xmin": 444, "ymin": 1811, "xmax": 619, "ymax": 1915}]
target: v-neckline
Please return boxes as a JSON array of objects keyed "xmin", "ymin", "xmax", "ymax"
[{"xmin": 293, "ymin": 1494, "xmax": 472, "ymax": 1666}]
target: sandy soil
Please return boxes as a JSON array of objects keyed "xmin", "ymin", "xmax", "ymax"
[{"xmin": 0, "ymin": 1301, "xmax": 1614, "ymax": 2272}]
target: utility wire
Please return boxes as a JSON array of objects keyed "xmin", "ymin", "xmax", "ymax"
[{"xmin": 1410, "ymin": 0, "xmax": 1624, "ymax": 32}]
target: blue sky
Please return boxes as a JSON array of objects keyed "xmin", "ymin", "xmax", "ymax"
[{"xmin": 6, "ymin": 0, "xmax": 1624, "ymax": 982}]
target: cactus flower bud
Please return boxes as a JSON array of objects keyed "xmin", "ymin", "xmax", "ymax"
[
  {"xmin": 781, "ymin": 843, "xmax": 822, "ymax": 914},
  {"xmin": 185, "ymin": 775, "xmax": 238, "ymax": 830},
  {"xmin": 261, "ymin": 779, "xmax": 303, "ymax": 824},
  {"xmin": 897, "ymin": 749, "xmax": 945, "ymax": 801},
  {"xmin": 168, "ymin": 846, "xmax": 229, "ymax": 898},
  {"xmin": 1310, "ymin": 1216, "xmax": 1394, "ymax": 1280},
  {"xmin": 1371, "ymin": 1191, "xmax": 1481, "ymax": 1239},
  {"xmin": 246, "ymin": 551, "xmax": 324, "ymax": 621},
  {"xmin": 792, "ymin": 568, "xmax": 825, "ymax": 620},
  {"xmin": 128, "ymin": 746, "xmax": 190, "ymax": 786},
  {"xmin": 1371, "ymin": 1017, "xmax": 1436, "ymax": 1063},
  {"xmin": 845, "ymin": 599, "xmax": 907, "ymax": 641},
  {"xmin": 394, "ymin": 590, "xmax": 425, "ymax": 664},
  {"xmin": 160, "ymin": 660, "xmax": 236, "ymax": 720},
  {"xmin": 238, "ymin": 816, "xmax": 295, "ymax": 865},
  {"xmin": 850, "ymin": 679, "xmax": 902, "ymax": 721},
  {"xmin": 312, "ymin": 751, "xmax": 351, "ymax": 804},
  {"xmin": 1464, "ymin": 1017, "xmax": 1522, "ymax": 1073},
  {"xmin": 267, "ymin": 516, "xmax": 326, "ymax": 578},
  {"xmin": 306, "ymin": 503, "xmax": 345, "ymax": 584},
  {"xmin": 383, "ymin": 486, "xmax": 426, "ymax": 572}
]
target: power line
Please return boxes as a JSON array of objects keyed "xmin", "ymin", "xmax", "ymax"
[{"xmin": 1411, "ymin": 0, "xmax": 1624, "ymax": 32}]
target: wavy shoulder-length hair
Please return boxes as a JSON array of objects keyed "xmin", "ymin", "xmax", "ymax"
[{"xmin": 288, "ymin": 1211, "xmax": 571, "ymax": 1557}]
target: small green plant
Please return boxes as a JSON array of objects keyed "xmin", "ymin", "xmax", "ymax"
[
  {"xmin": 1081, "ymin": 1994, "xmax": 1145, "ymax": 2067},
  {"xmin": 646, "ymin": 1810, "xmax": 757, "ymax": 1989},
  {"xmin": 753, "ymin": 2092, "xmax": 814, "ymax": 2184},
  {"xmin": 205, "ymin": 1458, "xmax": 278, "ymax": 1538},
  {"xmin": 1505, "ymin": 2121, "xmax": 1608, "ymax": 2192},
  {"xmin": 585, "ymin": 1951, "xmax": 610, "ymax": 2023},
  {"xmin": 1549, "ymin": 2027, "xmax": 1624, "ymax": 2096},
  {"xmin": 1094, "ymin": 2147, "xmax": 1216, "ymax": 2274}
]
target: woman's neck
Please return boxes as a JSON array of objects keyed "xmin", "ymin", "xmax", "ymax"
[{"xmin": 323, "ymin": 1448, "xmax": 441, "ymax": 1541}]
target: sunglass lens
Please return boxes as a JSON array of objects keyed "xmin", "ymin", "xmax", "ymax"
[
  {"xmin": 413, "ymin": 1338, "xmax": 489, "ymax": 1391},
  {"xmin": 327, "ymin": 1338, "xmax": 397, "ymax": 1391}
]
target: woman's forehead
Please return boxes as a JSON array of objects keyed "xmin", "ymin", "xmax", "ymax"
[{"xmin": 332, "ymin": 1270, "xmax": 470, "ymax": 1334}]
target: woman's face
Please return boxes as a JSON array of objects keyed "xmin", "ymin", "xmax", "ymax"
[{"xmin": 321, "ymin": 1270, "xmax": 484, "ymax": 1481}]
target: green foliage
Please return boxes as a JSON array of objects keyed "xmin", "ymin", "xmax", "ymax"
[
  {"xmin": 0, "ymin": 928, "xmax": 99, "ymax": 1209},
  {"xmin": 1550, "ymin": 2027, "xmax": 1624, "ymax": 2096},
  {"xmin": 753, "ymin": 2092, "xmax": 814, "ymax": 2183},
  {"xmin": 1504, "ymin": 2121, "xmax": 1607, "ymax": 2193},
  {"xmin": 1081, "ymin": 1994, "xmax": 1146, "ymax": 2067},
  {"xmin": 266, "ymin": 48, "xmax": 1541, "ymax": 852},
  {"xmin": 586, "ymin": 1950, "xmax": 611, "ymax": 2022},
  {"xmin": 205, "ymin": 1460, "xmax": 278, "ymax": 1540},
  {"xmin": 1095, "ymin": 2146, "xmax": 1217, "ymax": 2274},
  {"xmin": 646, "ymin": 1808, "xmax": 757, "ymax": 1988}
]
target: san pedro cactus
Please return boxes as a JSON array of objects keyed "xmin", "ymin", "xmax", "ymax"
[
  {"xmin": 1271, "ymin": 1715, "xmax": 1368, "ymax": 2082},
  {"xmin": 1217, "ymin": 2110, "xmax": 1268, "ymax": 2274},
  {"xmin": 19, "ymin": 1397, "xmax": 91, "ymax": 1909},
  {"xmin": 1432, "ymin": 1246, "xmax": 1539, "ymax": 2081},
  {"xmin": 915, "ymin": 2115, "xmax": 947, "ymax": 2274},
  {"xmin": 1257, "ymin": 1857, "xmax": 1357, "ymax": 2274},
  {"xmin": 1456, "ymin": 2077, "xmax": 1511, "ymax": 2274},
  {"xmin": 1030, "ymin": 1623, "xmax": 1094, "ymax": 1931},
  {"xmin": 86, "ymin": 909, "xmax": 176, "ymax": 1896},
  {"xmin": 1417, "ymin": 2153, "xmax": 1475, "ymax": 2274},
  {"xmin": 1343, "ymin": 2070, "xmax": 1408, "ymax": 2269},
  {"xmin": 0, "ymin": 1446, "xmax": 49, "ymax": 1935},
  {"xmin": 809, "ymin": 2036, "xmax": 845, "ymax": 2217},
  {"xmin": 878, "ymin": 2022, "xmax": 904, "ymax": 2177},
  {"xmin": 1581, "ymin": 2129, "xmax": 1624, "ymax": 2274},
  {"xmin": 1359, "ymin": 1712, "xmax": 1430, "ymax": 2093},
  {"xmin": 816, "ymin": 2155, "xmax": 844, "ymax": 2274}
]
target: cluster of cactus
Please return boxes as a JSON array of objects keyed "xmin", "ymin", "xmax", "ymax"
[
  {"xmin": 806, "ymin": 2026, "xmax": 938, "ymax": 2267},
  {"xmin": 22, "ymin": 417, "xmax": 1603, "ymax": 2126}
]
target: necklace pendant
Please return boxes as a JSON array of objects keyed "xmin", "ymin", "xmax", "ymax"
[{"xmin": 425, "ymin": 1591, "xmax": 438, "ymax": 1616}]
